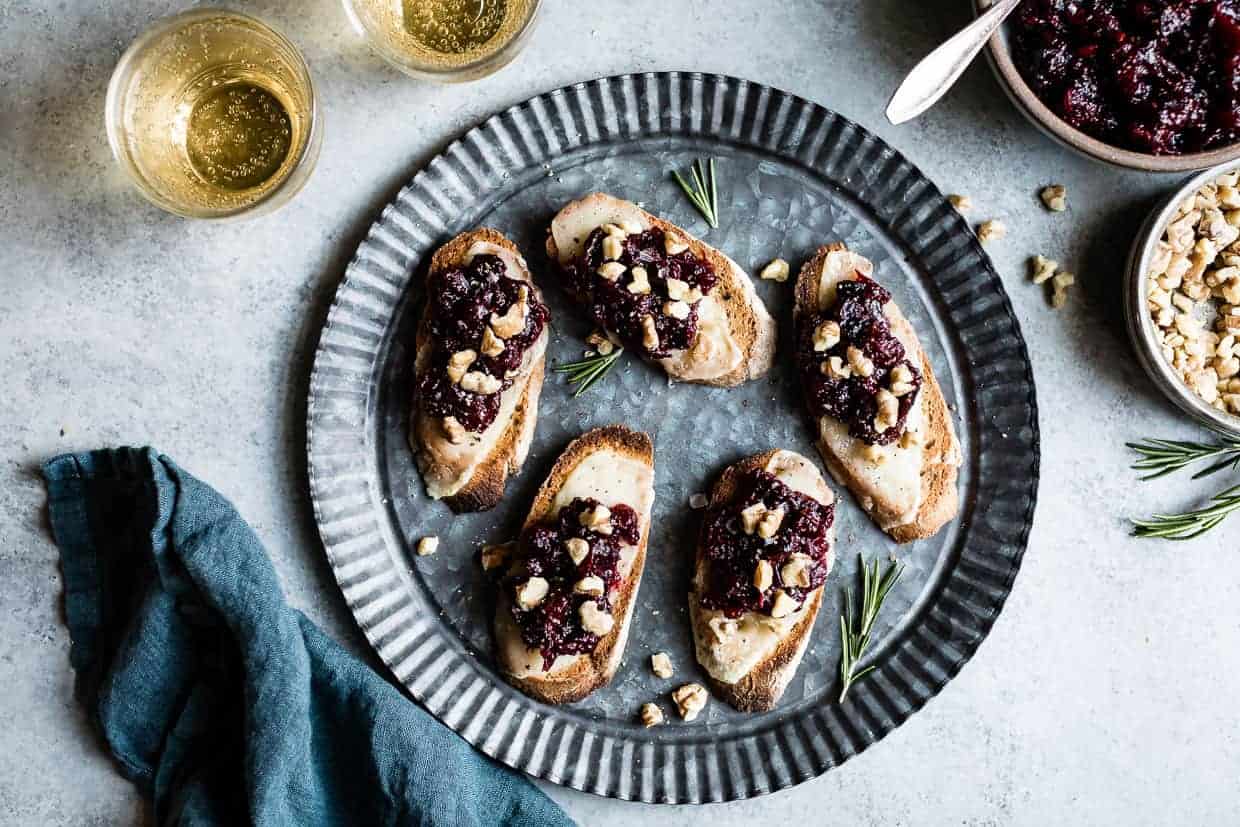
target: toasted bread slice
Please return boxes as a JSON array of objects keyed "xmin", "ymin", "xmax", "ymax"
[
  {"xmin": 546, "ymin": 193, "xmax": 775, "ymax": 386},
  {"xmin": 793, "ymin": 243, "xmax": 961, "ymax": 542},
  {"xmin": 689, "ymin": 449, "xmax": 836, "ymax": 712},
  {"xmin": 410, "ymin": 229, "xmax": 548, "ymax": 513},
  {"xmin": 496, "ymin": 426, "xmax": 655, "ymax": 704}
]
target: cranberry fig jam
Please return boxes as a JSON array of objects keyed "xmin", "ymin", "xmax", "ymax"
[
  {"xmin": 797, "ymin": 276, "xmax": 922, "ymax": 445},
  {"xmin": 559, "ymin": 225, "xmax": 719, "ymax": 358},
  {"xmin": 1011, "ymin": 0, "xmax": 1240, "ymax": 155},
  {"xmin": 506, "ymin": 498, "xmax": 640, "ymax": 667},
  {"xmin": 417, "ymin": 253, "xmax": 549, "ymax": 433},
  {"xmin": 700, "ymin": 470, "xmax": 834, "ymax": 619}
]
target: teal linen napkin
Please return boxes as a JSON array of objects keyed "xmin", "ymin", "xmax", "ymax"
[{"xmin": 43, "ymin": 447, "xmax": 572, "ymax": 827}]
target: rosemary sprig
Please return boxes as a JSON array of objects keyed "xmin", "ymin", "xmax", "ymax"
[
  {"xmin": 1132, "ymin": 485, "xmax": 1240, "ymax": 540},
  {"xmin": 1127, "ymin": 436, "xmax": 1240, "ymax": 480},
  {"xmin": 671, "ymin": 158, "xmax": 720, "ymax": 228},
  {"xmin": 838, "ymin": 554, "xmax": 904, "ymax": 703},
  {"xmin": 553, "ymin": 348, "xmax": 625, "ymax": 397}
]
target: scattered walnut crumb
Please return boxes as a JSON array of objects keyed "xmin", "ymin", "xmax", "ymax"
[
  {"xmin": 948, "ymin": 194, "xmax": 973, "ymax": 213},
  {"xmin": 416, "ymin": 536, "xmax": 439, "ymax": 556},
  {"xmin": 760, "ymin": 258, "xmax": 790, "ymax": 282},
  {"xmin": 1040, "ymin": 184, "xmax": 1068, "ymax": 212},
  {"xmin": 672, "ymin": 683, "xmax": 709, "ymax": 721},
  {"xmin": 651, "ymin": 652, "xmax": 674, "ymax": 679},
  {"xmin": 640, "ymin": 702, "xmax": 664, "ymax": 728},
  {"xmin": 976, "ymin": 219, "xmax": 1006, "ymax": 243},
  {"xmin": 1029, "ymin": 255, "xmax": 1058, "ymax": 285}
]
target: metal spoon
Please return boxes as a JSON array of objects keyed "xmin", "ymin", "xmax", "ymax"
[{"xmin": 885, "ymin": 0, "xmax": 1022, "ymax": 125}]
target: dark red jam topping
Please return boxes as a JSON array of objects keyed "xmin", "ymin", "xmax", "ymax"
[
  {"xmin": 558, "ymin": 227, "xmax": 719, "ymax": 358},
  {"xmin": 506, "ymin": 498, "xmax": 640, "ymax": 667},
  {"xmin": 699, "ymin": 470, "xmax": 834, "ymax": 619},
  {"xmin": 797, "ymin": 277, "xmax": 922, "ymax": 445},
  {"xmin": 416, "ymin": 254, "xmax": 549, "ymax": 433},
  {"xmin": 1011, "ymin": 0, "xmax": 1240, "ymax": 155}
]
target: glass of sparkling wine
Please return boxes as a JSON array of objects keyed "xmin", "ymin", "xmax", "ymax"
[
  {"xmin": 344, "ymin": 0, "xmax": 543, "ymax": 81},
  {"xmin": 105, "ymin": 9, "xmax": 321, "ymax": 220}
]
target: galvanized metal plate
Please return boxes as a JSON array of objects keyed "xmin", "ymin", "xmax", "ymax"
[{"xmin": 306, "ymin": 72, "xmax": 1039, "ymax": 803}]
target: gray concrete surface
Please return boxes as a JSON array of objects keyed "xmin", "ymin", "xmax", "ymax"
[{"xmin": 2, "ymin": 1, "xmax": 1236, "ymax": 824}]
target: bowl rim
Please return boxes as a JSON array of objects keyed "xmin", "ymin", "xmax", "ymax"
[
  {"xmin": 974, "ymin": 1, "xmax": 1240, "ymax": 173},
  {"xmin": 1125, "ymin": 158, "xmax": 1240, "ymax": 436}
]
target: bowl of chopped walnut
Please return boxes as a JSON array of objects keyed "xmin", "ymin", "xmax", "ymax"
[{"xmin": 1126, "ymin": 160, "xmax": 1240, "ymax": 434}]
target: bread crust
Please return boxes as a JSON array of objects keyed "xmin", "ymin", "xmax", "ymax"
[
  {"xmin": 410, "ymin": 228, "xmax": 547, "ymax": 513},
  {"xmin": 793, "ymin": 243, "xmax": 960, "ymax": 542},
  {"xmin": 546, "ymin": 193, "xmax": 775, "ymax": 387},
  {"xmin": 497, "ymin": 426, "xmax": 654, "ymax": 704},
  {"xmin": 690, "ymin": 450, "xmax": 833, "ymax": 713}
]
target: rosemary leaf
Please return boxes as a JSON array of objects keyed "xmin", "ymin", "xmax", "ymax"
[
  {"xmin": 671, "ymin": 158, "xmax": 720, "ymax": 228},
  {"xmin": 553, "ymin": 348, "xmax": 625, "ymax": 397},
  {"xmin": 1127, "ymin": 436, "xmax": 1240, "ymax": 481},
  {"xmin": 838, "ymin": 554, "xmax": 904, "ymax": 702},
  {"xmin": 1132, "ymin": 484, "xmax": 1240, "ymax": 540}
]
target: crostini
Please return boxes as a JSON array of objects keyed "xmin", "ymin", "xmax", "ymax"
[
  {"xmin": 494, "ymin": 426, "xmax": 655, "ymax": 704},
  {"xmin": 546, "ymin": 192, "xmax": 775, "ymax": 387},
  {"xmin": 689, "ymin": 449, "xmax": 836, "ymax": 712},
  {"xmin": 410, "ymin": 228, "xmax": 550, "ymax": 513},
  {"xmin": 792, "ymin": 243, "xmax": 961, "ymax": 542}
]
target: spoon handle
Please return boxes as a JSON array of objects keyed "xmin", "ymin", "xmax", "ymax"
[{"xmin": 885, "ymin": 0, "xmax": 1022, "ymax": 125}]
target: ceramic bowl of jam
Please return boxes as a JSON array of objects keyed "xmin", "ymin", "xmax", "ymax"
[{"xmin": 976, "ymin": 0, "xmax": 1240, "ymax": 172}]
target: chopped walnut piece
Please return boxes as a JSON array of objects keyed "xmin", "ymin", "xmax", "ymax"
[
  {"xmin": 446, "ymin": 349, "xmax": 477, "ymax": 384},
  {"xmin": 416, "ymin": 536, "xmax": 439, "ymax": 556},
  {"xmin": 579, "ymin": 504, "xmax": 613, "ymax": 535},
  {"xmin": 822, "ymin": 356, "xmax": 852, "ymax": 380},
  {"xmin": 640, "ymin": 702, "xmax": 664, "ymax": 728},
  {"xmin": 515, "ymin": 577, "xmax": 549, "ymax": 610},
  {"xmin": 756, "ymin": 507, "xmax": 785, "ymax": 539},
  {"xmin": 753, "ymin": 559, "xmax": 774, "ymax": 593},
  {"xmin": 479, "ymin": 326, "xmax": 506, "ymax": 358},
  {"xmin": 1030, "ymin": 255, "xmax": 1059, "ymax": 285},
  {"xmin": 813, "ymin": 320, "xmax": 842, "ymax": 352},
  {"xmin": 664, "ymin": 234, "xmax": 689, "ymax": 256},
  {"xmin": 651, "ymin": 652, "xmax": 674, "ymax": 679},
  {"xmin": 640, "ymin": 315, "xmax": 659, "ymax": 351},
  {"xmin": 597, "ymin": 261, "xmax": 626, "ymax": 281},
  {"xmin": 948, "ymin": 194, "xmax": 973, "ymax": 213},
  {"xmin": 780, "ymin": 554, "xmax": 813, "ymax": 589},
  {"xmin": 579, "ymin": 600, "xmax": 614, "ymax": 636},
  {"xmin": 460, "ymin": 371, "xmax": 502, "ymax": 395},
  {"xmin": 663, "ymin": 300, "xmax": 691, "ymax": 320},
  {"xmin": 602, "ymin": 235, "xmax": 624, "ymax": 261},
  {"xmin": 740, "ymin": 502, "xmax": 766, "ymax": 535},
  {"xmin": 760, "ymin": 258, "xmax": 790, "ymax": 282},
  {"xmin": 489, "ymin": 287, "xmax": 529, "ymax": 338},
  {"xmin": 442, "ymin": 416, "xmax": 468, "ymax": 444},
  {"xmin": 977, "ymin": 219, "xmax": 1006, "ymax": 243},
  {"xmin": 846, "ymin": 346, "xmax": 875, "ymax": 378},
  {"xmin": 1040, "ymin": 185, "xmax": 1067, "ymax": 212},
  {"xmin": 564, "ymin": 537, "xmax": 591, "ymax": 565},
  {"xmin": 586, "ymin": 330, "xmax": 616, "ymax": 356},
  {"xmin": 666, "ymin": 277, "xmax": 692, "ymax": 301},
  {"xmin": 574, "ymin": 575, "xmax": 606, "ymax": 596},
  {"xmin": 672, "ymin": 683, "xmax": 709, "ymax": 721},
  {"xmin": 628, "ymin": 266, "xmax": 652, "ymax": 295}
]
